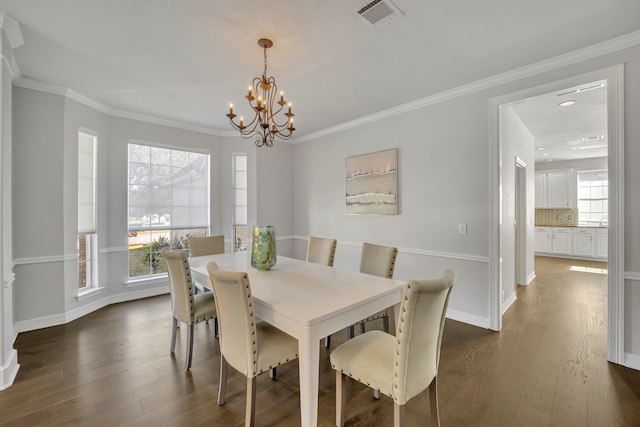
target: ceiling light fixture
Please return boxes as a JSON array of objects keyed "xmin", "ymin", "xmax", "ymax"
[
  {"xmin": 536, "ymin": 147, "xmax": 545, "ymax": 151},
  {"xmin": 541, "ymin": 153, "xmax": 550, "ymax": 156},
  {"xmin": 581, "ymin": 135, "xmax": 605, "ymax": 141},
  {"xmin": 226, "ymin": 38, "xmax": 295, "ymax": 148},
  {"xmin": 558, "ymin": 100, "xmax": 577, "ymax": 107},
  {"xmin": 576, "ymin": 144, "xmax": 607, "ymax": 150}
]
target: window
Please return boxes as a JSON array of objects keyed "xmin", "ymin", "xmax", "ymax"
[
  {"xmin": 78, "ymin": 130, "xmax": 97, "ymax": 289},
  {"xmin": 578, "ymin": 170, "xmax": 608, "ymax": 226},
  {"xmin": 128, "ymin": 142, "xmax": 210, "ymax": 278},
  {"xmin": 233, "ymin": 154, "xmax": 248, "ymax": 252}
]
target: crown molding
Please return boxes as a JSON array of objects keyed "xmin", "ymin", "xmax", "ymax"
[
  {"xmin": 295, "ymin": 29, "xmax": 640, "ymax": 144},
  {"xmin": 10, "ymin": 29, "xmax": 640, "ymax": 142},
  {"xmin": 0, "ymin": 12, "xmax": 24, "ymax": 49},
  {"xmin": 13, "ymin": 77, "xmax": 230, "ymax": 137}
]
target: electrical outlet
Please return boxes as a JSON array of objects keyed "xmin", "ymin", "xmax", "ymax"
[{"xmin": 458, "ymin": 223, "xmax": 467, "ymax": 234}]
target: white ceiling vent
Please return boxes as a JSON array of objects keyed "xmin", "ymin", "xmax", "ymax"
[{"xmin": 354, "ymin": 0, "xmax": 403, "ymax": 29}]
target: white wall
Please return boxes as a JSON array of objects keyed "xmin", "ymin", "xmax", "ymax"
[
  {"xmin": 11, "ymin": 87, "xmax": 294, "ymax": 333},
  {"xmin": 293, "ymin": 95, "xmax": 493, "ymax": 327},
  {"xmin": 500, "ymin": 106, "xmax": 535, "ymax": 308},
  {"xmin": 292, "ymin": 42, "xmax": 640, "ymax": 364},
  {"xmin": 6, "ymin": 32, "xmax": 640, "ymax": 376}
]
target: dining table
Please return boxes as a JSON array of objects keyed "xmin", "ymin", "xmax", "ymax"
[{"xmin": 189, "ymin": 251, "xmax": 406, "ymax": 427}]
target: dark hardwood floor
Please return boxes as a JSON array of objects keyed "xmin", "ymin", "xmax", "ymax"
[{"xmin": 2, "ymin": 256, "xmax": 640, "ymax": 426}]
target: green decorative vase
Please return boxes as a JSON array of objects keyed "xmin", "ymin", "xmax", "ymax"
[{"xmin": 251, "ymin": 225, "xmax": 277, "ymax": 271}]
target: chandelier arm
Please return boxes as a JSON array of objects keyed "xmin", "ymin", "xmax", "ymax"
[{"xmin": 226, "ymin": 38, "xmax": 295, "ymax": 147}]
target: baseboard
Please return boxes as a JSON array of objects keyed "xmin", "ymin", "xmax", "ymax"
[
  {"xmin": 624, "ymin": 353, "xmax": 640, "ymax": 371},
  {"xmin": 501, "ymin": 292, "xmax": 517, "ymax": 315},
  {"xmin": 446, "ymin": 308, "xmax": 490, "ymax": 329},
  {"xmin": 0, "ymin": 348, "xmax": 19, "ymax": 391},
  {"xmin": 527, "ymin": 271, "xmax": 536, "ymax": 284},
  {"xmin": 15, "ymin": 286, "xmax": 170, "ymax": 334}
]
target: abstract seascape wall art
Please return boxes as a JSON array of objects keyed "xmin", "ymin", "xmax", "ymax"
[{"xmin": 345, "ymin": 148, "xmax": 397, "ymax": 215}]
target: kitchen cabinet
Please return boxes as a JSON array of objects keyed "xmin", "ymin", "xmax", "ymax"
[
  {"xmin": 534, "ymin": 226, "xmax": 608, "ymax": 260},
  {"xmin": 551, "ymin": 227, "xmax": 572, "ymax": 255},
  {"xmin": 596, "ymin": 228, "xmax": 608, "ymax": 258},
  {"xmin": 534, "ymin": 227, "xmax": 551, "ymax": 253},
  {"xmin": 535, "ymin": 169, "xmax": 575, "ymax": 208},
  {"xmin": 572, "ymin": 228, "xmax": 596, "ymax": 257},
  {"xmin": 535, "ymin": 174, "xmax": 546, "ymax": 208}
]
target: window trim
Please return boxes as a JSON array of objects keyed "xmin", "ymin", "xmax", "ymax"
[{"xmin": 127, "ymin": 141, "xmax": 211, "ymax": 278}]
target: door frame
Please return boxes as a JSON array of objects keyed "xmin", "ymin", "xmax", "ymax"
[
  {"xmin": 515, "ymin": 156, "xmax": 527, "ymax": 287},
  {"xmin": 489, "ymin": 64, "xmax": 625, "ymax": 364}
]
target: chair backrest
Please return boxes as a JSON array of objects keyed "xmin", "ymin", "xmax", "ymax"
[
  {"xmin": 392, "ymin": 269, "xmax": 456, "ymax": 405},
  {"xmin": 306, "ymin": 236, "xmax": 337, "ymax": 267},
  {"xmin": 162, "ymin": 249, "xmax": 195, "ymax": 325},
  {"xmin": 359, "ymin": 242, "xmax": 398, "ymax": 278},
  {"xmin": 189, "ymin": 235, "xmax": 225, "ymax": 257},
  {"xmin": 206, "ymin": 262, "xmax": 259, "ymax": 378}
]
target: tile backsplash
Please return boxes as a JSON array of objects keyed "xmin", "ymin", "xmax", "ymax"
[{"xmin": 535, "ymin": 208, "xmax": 578, "ymax": 226}]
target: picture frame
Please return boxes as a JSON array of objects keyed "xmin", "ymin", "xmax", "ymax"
[{"xmin": 345, "ymin": 148, "xmax": 398, "ymax": 215}]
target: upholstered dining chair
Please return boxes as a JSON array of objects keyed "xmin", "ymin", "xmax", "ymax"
[
  {"xmin": 353, "ymin": 242, "xmax": 398, "ymax": 337},
  {"xmin": 324, "ymin": 242, "xmax": 398, "ymax": 349},
  {"xmin": 188, "ymin": 235, "xmax": 225, "ymax": 294},
  {"xmin": 163, "ymin": 249, "xmax": 217, "ymax": 371},
  {"xmin": 206, "ymin": 262, "xmax": 299, "ymax": 427},
  {"xmin": 330, "ymin": 269, "xmax": 456, "ymax": 427},
  {"xmin": 306, "ymin": 236, "xmax": 338, "ymax": 267}
]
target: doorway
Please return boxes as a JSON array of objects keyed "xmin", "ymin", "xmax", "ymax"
[{"xmin": 490, "ymin": 65, "xmax": 625, "ymax": 364}]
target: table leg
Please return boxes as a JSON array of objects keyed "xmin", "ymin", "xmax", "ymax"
[{"xmin": 298, "ymin": 327, "xmax": 320, "ymax": 427}]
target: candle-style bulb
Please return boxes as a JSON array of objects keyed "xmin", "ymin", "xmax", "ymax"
[{"xmin": 229, "ymin": 104, "xmax": 233, "ymax": 114}]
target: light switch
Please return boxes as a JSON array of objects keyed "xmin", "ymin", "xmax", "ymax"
[{"xmin": 458, "ymin": 223, "xmax": 467, "ymax": 234}]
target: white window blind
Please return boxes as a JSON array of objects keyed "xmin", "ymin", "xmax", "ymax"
[
  {"xmin": 128, "ymin": 143, "xmax": 209, "ymax": 232},
  {"xmin": 78, "ymin": 131, "xmax": 97, "ymax": 234},
  {"xmin": 234, "ymin": 154, "xmax": 247, "ymax": 226},
  {"xmin": 578, "ymin": 170, "xmax": 608, "ymax": 225}
]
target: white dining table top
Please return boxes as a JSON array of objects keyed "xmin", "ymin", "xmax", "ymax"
[{"xmin": 189, "ymin": 252, "xmax": 405, "ymax": 328}]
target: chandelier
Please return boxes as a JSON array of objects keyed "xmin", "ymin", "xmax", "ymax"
[{"xmin": 226, "ymin": 38, "xmax": 295, "ymax": 147}]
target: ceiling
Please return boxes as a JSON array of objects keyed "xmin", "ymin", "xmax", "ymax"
[
  {"xmin": 509, "ymin": 80, "xmax": 608, "ymax": 163},
  {"xmin": 1, "ymin": 0, "xmax": 639, "ymax": 141}
]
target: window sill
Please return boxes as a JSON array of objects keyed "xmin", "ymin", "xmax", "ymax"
[
  {"xmin": 124, "ymin": 274, "xmax": 168, "ymax": 288},
  {"xmin": 76, "ymin": 286, "xmax": 105, "ymax": 302}
]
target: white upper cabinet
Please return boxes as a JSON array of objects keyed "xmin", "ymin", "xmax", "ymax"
[
  {"xmin": 535, "ymin": 173, "xmax": 546, "ymax": 208},
  {"xmin": 535, "ymin": 169, "xmax": 576, "ymax": 208}
]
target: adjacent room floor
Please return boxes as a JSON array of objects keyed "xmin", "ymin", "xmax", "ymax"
[{"xmin": 2, "ymin": 256, "xmax": 639, "ymax": 426}]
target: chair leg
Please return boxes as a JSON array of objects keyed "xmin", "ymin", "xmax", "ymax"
[
  {"xmin": 218, "ymin": 356, "xmax": 228, "ymax": 405},
  {"xmin": 429, "ymin": 376, "xmax": 440, "ymax": 427},
  {"xmin": 382, "ymin": 315, "xmax": 390, "ymax": 333},
  {"xmin": 359, "ymin": 322, "xmax": 365, "ymax": 334},
  {"xmin": 394, "ymin": 402, "xmax": 405, "ymax": 427},
  {"xmin": 186, "ymin": 323, "xmax": 194, "ymax": 371},
  {"xmin": 325, "ymin": 335, "xmax": 331, "ymax": 348},
  {"xmin": 336, "ymin": 371, "xmax": 346, "ymax": 427},
  {"xmin": 246, "ymin": 376, "xmax": 257, "ymax": 427},
  {"xmin": 270, "ymin": 368, "xmax": 277, "ymax": 379},
  {"xmin": 170, "ymin": 316, "xmax": 178, "ymax": 353},
  {"xmin": 347, "ymin": 325, "xmax": 355, "ymax": 340}
]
